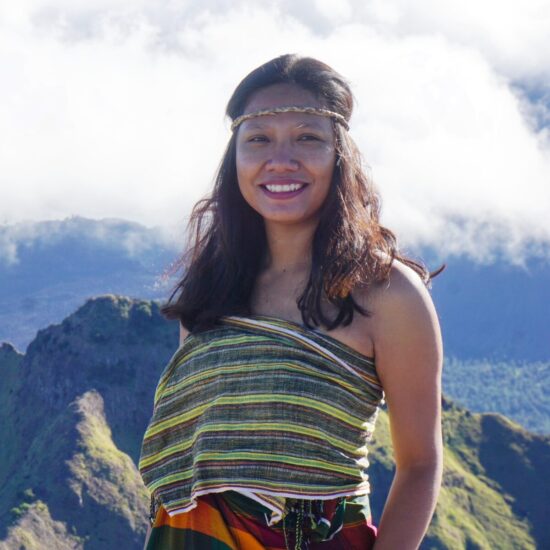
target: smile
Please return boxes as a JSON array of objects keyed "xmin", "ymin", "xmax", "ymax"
[
  {"xmin": 259, "ymin": 181, "xmax": 309, "ymax": 200},
  {"xmin": 264, "ymin": 183, "xmax": 306, "ymax": 193}
]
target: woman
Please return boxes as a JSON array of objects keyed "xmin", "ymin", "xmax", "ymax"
[{"xmin": 139, "ymin": 54, "xmax": 443, "ymax": 549}]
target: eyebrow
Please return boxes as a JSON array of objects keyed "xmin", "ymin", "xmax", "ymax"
[{"xmin": 295, "ymin": 121, "xmax": 327, "ymax": 130}]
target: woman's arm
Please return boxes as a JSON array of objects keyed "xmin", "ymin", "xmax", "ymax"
[
  {"xmin": 370, "ymin": 262, "xmax": 443, "ymax": 550},
  {"xmin": 143, "ymin": 524, "xmax": 151, "ymax": 550}
]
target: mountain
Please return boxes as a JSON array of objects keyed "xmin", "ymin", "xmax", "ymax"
[
  {"xmin": 0, "ymin": 217, "xmax": 179, "ymax": 352},
  {"xmin": 426, "ymin": 253, "xmax": 550, "ymax": 362},
  {"xmin": 441, "ymin": 357, "xmax": 550, "ymax": 435},
  {"xmin": 0, "ymin": 296, "xmax": 548, "ymax": 549},
  {"xmin": 2, "ymin": 217, "xmax": 549, "ymax": 436},
  {"xmin": 0, "ymin": 296, "xmax": 178, "ymax": 549},
  {"xmin": 1, "ymin": 217, "xmax": 549, "ymax": 362},
  {"xmin": 369, "ymin": 399, "xmax": 549, "ymax": 549}
]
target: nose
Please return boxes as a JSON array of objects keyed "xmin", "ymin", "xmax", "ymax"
[{"xmin": 266, "ymin": 142, "xmax": 299, "ymax": 172}]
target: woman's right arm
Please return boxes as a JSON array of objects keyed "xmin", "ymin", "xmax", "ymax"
[
  {"xmin": 143, "ymin": 524, "xmax": 151, "ymax": 550},
  {"xmin": 369, "ymin": 262, "xmax": 443, "ymax": 549},
  {"xmin": 144, "ymin": 322, "xmax": 190, "ymax": 549}
]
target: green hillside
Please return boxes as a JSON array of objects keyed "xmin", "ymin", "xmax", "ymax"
[
  {"xmin": 0, "ymin": 390, "xmax": 148, "ymax": 549},
  {"xmin": 0, "ymin": 296, "xmax": 548, "ymax": 549},
  {"xmin": 442, "ymin": 357, "xmax": 550, "ymax": 435},
  {"xmin": 368, "ymin": 401, "xmax": 549, "ymax": 549}
]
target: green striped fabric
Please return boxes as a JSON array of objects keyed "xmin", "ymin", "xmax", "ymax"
[{"xmin": 139, "ymin": 315, "xmax": 385, "ymax": 526}]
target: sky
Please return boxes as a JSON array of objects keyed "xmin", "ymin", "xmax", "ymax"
[{"xmin": 1, "ymin": 0, "xmax": 550, "ymax": 263}]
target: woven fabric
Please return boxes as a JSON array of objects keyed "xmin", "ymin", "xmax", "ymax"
[
  {"xmin": 146, "ymin": 491, "xmax": 377, "ymax": 549},
  {"xmin": 139, "ymin": 315, "xmax": 385, "ymax": 527}
]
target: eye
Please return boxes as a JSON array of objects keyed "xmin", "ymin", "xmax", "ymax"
[
  {"xmin": 298, "ymin": 134, "xmax": 322, "ymax": 142},
  {"xmin": 247, "ymin": 135, "xmax": 269, "ymax": 143}
]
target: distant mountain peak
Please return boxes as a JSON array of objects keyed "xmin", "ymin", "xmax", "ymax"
[
  {"xmin": 73, "ymin": 294, "xmax": 154, "ymax": 319},
  {"xmin": 0, "ymin": 342, "xmax": 22, "ymax": 359}
]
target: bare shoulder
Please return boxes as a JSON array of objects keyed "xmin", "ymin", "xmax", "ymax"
[
  {"xmin": 369, "ymin": 257, "xmax": 428, "ymax": 299},
  {"xmin": 358, "ymin": 259, "xmax": 442, "ymax": 380},
  {"xmin": 355, "ymin": 259, "xmax": 436, "ymax": 322},
  {"xmin": 366, "ymin": 260, "xmax": 434, "ymax": 319},
  {"xmin": 361, "ymin": 259, "xmax": 443, "ymax": 468}
]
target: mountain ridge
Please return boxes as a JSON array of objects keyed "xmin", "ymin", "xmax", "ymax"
[
  {"xmin": 0, "ymin": 295, "xmax": 548, "ymax": 549},
  {"xmin": 1, "ymin": 216, "xmax": 549, "ymax": 361}
]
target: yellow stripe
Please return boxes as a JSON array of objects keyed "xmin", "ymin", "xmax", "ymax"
[
  {"xmin": 140, "ymin": 420, "xmax": 359, "ymax": 468},
  {"xmin": 193, "ymin": 450, "xmax": 358, "ymax": 476},
  {"xmin": 225, "ymin": 317, "xmax": 381, "ymax": 388},
  {"xmin": 161, "ymin": 359, "xmax": 361, "ymax": 400},
  {"xmin": 146, "ymin": 394, "xmax": 363, "ymax": 441}
]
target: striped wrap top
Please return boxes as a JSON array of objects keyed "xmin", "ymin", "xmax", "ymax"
[{"xmin": 139, "ymin": 315, "xmax": 385, "ymax": 526}]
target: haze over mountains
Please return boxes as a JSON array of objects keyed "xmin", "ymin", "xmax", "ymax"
[
  {"xmin": 0, "ymin": 295, "xmax": 548, "ymax": 549},
  {"xmin": 1, "ymin": 217, "xmax": 549, "ymax": 434},
  {"xmin": 0, "ymin": 217, "xmax": 177, "ymax": 352},
  {"xmin": 2, "ymin": 216, "xmax": 549, "ymax": 360}
]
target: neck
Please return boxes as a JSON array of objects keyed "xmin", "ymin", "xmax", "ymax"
[{"xmin": 262, "ymin": 219, "xmax": 317, "ymax": 275}]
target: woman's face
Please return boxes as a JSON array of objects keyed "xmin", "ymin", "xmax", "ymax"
[{"xmin": 235, "ymin": 83, "xmax": 337, "ymax": 227}]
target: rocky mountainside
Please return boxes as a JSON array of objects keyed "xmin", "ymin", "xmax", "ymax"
[
  {"xmin": 0, "ymin": 296, "xmax": 178, "ymax": 549},
  {"xmin": 369, "ymin": 401, "xmax": 550, "ymax": 549},
  {"xmin": 0, "ymin": 296, "xmax": 548, "ymax": 549}
]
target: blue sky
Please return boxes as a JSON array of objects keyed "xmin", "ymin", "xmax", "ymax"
[{"xmin": 1, "ymin": 0, "xmax": 549, "ymax": 263}]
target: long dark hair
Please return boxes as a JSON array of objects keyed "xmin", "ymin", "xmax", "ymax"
[{"xmin": 162, "ymin": 54, "xmax": 442, "ymax": 331}]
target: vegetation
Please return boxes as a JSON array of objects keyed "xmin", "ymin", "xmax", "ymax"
[
  {"xmin": 443, "ymin": 357, "xmax": 550, "ymax": 434},
  {"xmin": 0, "ymin": 296, "xmax": 548, "ymax": 549},
  {"xmin": 369, "ymin": 399, "xmax": 549, "ymax": 549}
]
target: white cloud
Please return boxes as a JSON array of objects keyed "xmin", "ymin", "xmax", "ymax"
[
  {"xmin": 0, "ymin": 216, "xmax": 180, "ymax": 268},
  {"xmin": 0, "ymin": 0, "xmax": 549, "ymax": 263}
]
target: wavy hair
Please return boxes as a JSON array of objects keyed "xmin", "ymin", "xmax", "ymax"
[{"xmin": 162, "ymin": 54, "xmax": 442, "ymax": 331}]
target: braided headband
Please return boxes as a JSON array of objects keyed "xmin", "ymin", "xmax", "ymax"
[{"xmin": 231, "ymin": 106, "xmax": 349, "ymax": 131}]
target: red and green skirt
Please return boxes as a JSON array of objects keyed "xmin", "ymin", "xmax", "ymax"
[{"xmin": 146, "ymin": 491, "xmax": 377, "ymax": 549}]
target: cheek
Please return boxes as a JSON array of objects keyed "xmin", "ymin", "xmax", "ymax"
[
  {"xmin": 303, "ymin": 142, "xmax": 336, "ymax": 169},
  {"xmin": 236, "ymin": 152, "xmax": 256, "ymax": 204},
  {"xmin": 235, "ymin": 150, "xmax": 247, "ymax": 190},
  {"xmin": 236, "ymin": 147, "xmax": 256, "ymax": 183},
  {"xmin": 312, "ymin": 151, "xmax": 336, "ymax": 182}
]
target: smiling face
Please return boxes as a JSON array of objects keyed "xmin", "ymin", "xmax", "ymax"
[{"xmin": 235, "ymin": 83, "xmax": 337, "ymax": 228}]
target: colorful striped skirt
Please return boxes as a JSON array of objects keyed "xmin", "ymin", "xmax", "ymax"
[{"xmin": 146, "ymin": 491, "xmax": 377, "ymax": 549}]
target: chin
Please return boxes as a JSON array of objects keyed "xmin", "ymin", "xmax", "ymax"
[{"xmin": 261, "ymin": 212, "xmax": 319, "ymax": 226}]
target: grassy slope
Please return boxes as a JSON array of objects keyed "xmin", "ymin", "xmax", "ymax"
[
  {"xmin": 1, "ymin": 296, "xmax": 549, "ymax": 549},
  {"xmin": 0, "ymin": 501, "xmax": 82, "ymax": 550},
  {"xmin": 63, "ymin": 390, "xmax": 149, "ymax": 547},
  {"xmin": 368, "ymin": 399, "xmax": 549, "ymax": 549},
  {"xmin": 0, "ymin": 390, "xmax": 148, "ymax": 550},
  {"xmin": 0, "ymin": 296, "xmax": 174, "ymax": 549}
]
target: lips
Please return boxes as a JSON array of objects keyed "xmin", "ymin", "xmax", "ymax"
[{"xmin": 259, "ymin": 180, "xmax": 309, "ymax": 199}]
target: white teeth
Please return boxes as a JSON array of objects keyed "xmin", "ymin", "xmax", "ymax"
[{"xmin": 265, "ymin": 183, "xmax": 305, "ymax": 193}]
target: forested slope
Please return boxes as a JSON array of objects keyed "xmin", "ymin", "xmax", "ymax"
[{"xmin": 0, "ymin": 296, "xmax": 548, "ymax": 549}]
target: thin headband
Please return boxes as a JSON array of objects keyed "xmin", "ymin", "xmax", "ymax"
[{"xmin": 230, "ymin": 106, "xmax": 350, "ymax": 131}]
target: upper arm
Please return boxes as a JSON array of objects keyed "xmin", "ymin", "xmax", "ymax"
[
  {"xmin": 371, "ymin": 261, "xmax": 443, "ymax": 470},
  {"xmin": 179, "ymin": 323, "xmax": 190, "ymax": 346},
  {"xmin": 143, "ymin": 524, "xmax": 151, "ymax": 550}
]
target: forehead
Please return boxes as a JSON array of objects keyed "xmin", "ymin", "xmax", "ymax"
[
  {"xmin": 243, "ymin": 83, "xmax": 323, "ymax": 113},
  {"xmin": 240, "ymin": 113, "xmax": 332, "ymax": 132},
  {"xmin": 240, "ymin": 83, "xmax": 333, "ymax": 131}
]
